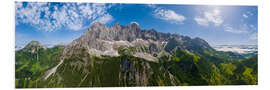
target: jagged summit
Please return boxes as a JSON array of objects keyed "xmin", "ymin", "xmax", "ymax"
[
  {"xmin": 22, "ymin": 40, "xmax": 44, "ymax": 53},
  {"xmin": 16, "ymin": 22, "xmax": 213, "ymax": 62},
  {"xmin": 62, "ymin": 22, "xmax": 213, "ymax": 62},
  {"xmin": 129, "ymin": 22, "xmax": 140, "ymax": 29},
  {"xmin": 26, "ymin": 41, "xmax": 41, "ymax": 46},
  {"xmin": 24, "ymin": 41, "xmax": 43, "ymax": 48},
  {"xmin": 91, "ymin": 21, "xmax": 102, "ymax": 25},
  {"xmin": 130, "ymin": 21, "xmax": 139, "ymax": 26},
  {"xmin": 114, "ymin": 22, "xmax": 120, "ymax": 26}
]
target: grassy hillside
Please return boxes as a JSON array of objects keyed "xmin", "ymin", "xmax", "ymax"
[{"xmin": 15, "ymin": 45, "xmax": 257, "ymax": 88}]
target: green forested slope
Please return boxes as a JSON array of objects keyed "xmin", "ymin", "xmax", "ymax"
[
  {"xmin": 15, "ymin": 44, "xmax": 64, "ymax": 88},
  {"xmin": 15, "ymin": 45, "xmax": 258, "ymax": 88}
]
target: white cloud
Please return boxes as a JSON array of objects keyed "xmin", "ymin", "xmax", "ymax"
[
  {"xmin": 93, "ymin": 14, "xmax": 113, "ymax": 24},
  {"xmin": 242, "ymin": 11, "xmax": 255, "ymax": 19},
  {"xmin": 194, "ymin": 17, "xmax": 209, "ymax": 26},
  {"xmin": 224, "ymin": 25, "xmax": 247, "ymax": 34},
  {"xmin": 154, "ymin": 8, "xmax": 185, "ymax": 24},
  {"xmin": 214, "ymin": 45, "xmax": 257, "ymax": 54},
  {"xmin": 249, "ymin": 32, "xmax": 258, "ymax": 40},
  {"xmin": 224, "ymin": 24, "xmax": 256, "ymax": 34},
  {"xmin": 243, "ymin": 13, "xmax": 248, "ymax": 18},
  {"xmin": 146, "ymin": 4, "xmax": 156, "ymax": 8},
  {"xmin": 205, "ymin": 10, "xmax": 223, "ymax": 26},
  {"xmin": 246, "ymin": 11, "xmax": 254, "ymax": 16},
  {"xmin": 68, "ymin": 23, "xmax": 83, "ymax": 31},
  {"xmin": 194, "ymin": 9, "xmax": 223, "ymax": 27},
  {"xmin": 15, "ymin": 2, "xmax": 113, "ymax": 32}
]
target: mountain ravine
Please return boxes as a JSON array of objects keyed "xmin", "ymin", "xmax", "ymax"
[{"xmin": 15, "ymin": 22, "xmax": 258, "ymax": 88}]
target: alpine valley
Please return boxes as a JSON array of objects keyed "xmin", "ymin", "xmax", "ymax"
[{"xmin": 15, "ymin": 22, "xmax": 258, "ymax": 88}]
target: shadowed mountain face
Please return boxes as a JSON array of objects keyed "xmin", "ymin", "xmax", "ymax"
[{"xmin": 15, "ymin": 22, "xmax": 258, "ymax": 88}]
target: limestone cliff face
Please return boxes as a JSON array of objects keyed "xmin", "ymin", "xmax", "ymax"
[{"xmin": 62, "ymin": 22, "xmax": 213, "ymax": 62}]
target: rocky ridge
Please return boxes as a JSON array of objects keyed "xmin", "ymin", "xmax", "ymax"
[{"xmin": 61, "ymin": 22, "xmax": 213, "ymax": 62}]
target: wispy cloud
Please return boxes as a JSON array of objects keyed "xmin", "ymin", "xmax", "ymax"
[
  {"xmin": 223, "ymin": 24, "xmax": 256, "ymax": 34},
  {"xmin": 249, "ymin": 32, "xmax": 258, "ymax": 40},
  {"xmin": 153, "ymin": 8, "xmax": 185, "ymax": 24},
  {"xmin": 246, "ymin": 11, "xmax": 254, "ymax": 16},
  {"xmin": 194, "ymin": 17, "xmax": 209, "ymax": 26},
  {"xmin": 146, "ymin": 4, "xmax": 156, "ymax": 8},
  {"xmin": 224, "ymin": 24, "xmax": 248, "ymax": 34},
  {"xmin": 243, "ymin": 13, "xmax": 248, "ymax": 18},
  {"xmin": 15, "ymin": 2, "xmax": 113, "ymax": 32},
  {"xmin": 92, "ymin": 14, "xmax": 113, "ymax": 24},
  {"xmin": 194, "ymin": 9, "xmax": 223, "ymax": 27},
  {"xmin": 242, "ymin": 11, "xmax": 255, "ymax": 19}
]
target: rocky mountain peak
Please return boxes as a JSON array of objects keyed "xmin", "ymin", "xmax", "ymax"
[
  {"xmin": 23, "ymin": 40, "xmax": 44, "ymax": 53},
  {"xmin": 63, "ymin": 22, "xmax": 214, "ymax": 62},
  {"xmin": 91, "ymin": 22, "xmax": 104, "ymax": 27},
  {"xmin": 24, "ymin": 41, "xmax": 42, "ymax": 48},
  {"xmin": 129, "ymin": 22, "xmax": 140, "ymax": 29},
  {"xmin": 114, "ymin": 22, "xmax": 120, "ymax": 26},
  {"xmin": 192, "ymin": 37, "xmax": 212, "ymax": 49},
  {"xmin": 113, "ymin": 22, "xmax": 121, "ymax": 30},
  {"xmin": 89, "ymin": 22, "xmax": 106, "ymax": 32}
]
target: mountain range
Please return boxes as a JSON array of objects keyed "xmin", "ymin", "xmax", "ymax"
[{"xmin": 15, "ymin": 22, "xmax": 258, "ymax": 88}]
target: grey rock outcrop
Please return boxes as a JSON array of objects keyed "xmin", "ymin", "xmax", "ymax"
[{"xmin": 61, "ymin": 22, "xmax": 213, "ymax": 62}]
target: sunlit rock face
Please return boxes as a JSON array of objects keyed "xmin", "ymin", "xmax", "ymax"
[{"xmin": 61, "ymin": 22, "xmax": 213, "ymax": 62}]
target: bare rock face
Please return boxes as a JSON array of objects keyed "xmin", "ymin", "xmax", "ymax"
[{"xmin": 62, "ymin": 22, "xmax": 213, "ymax": 62}]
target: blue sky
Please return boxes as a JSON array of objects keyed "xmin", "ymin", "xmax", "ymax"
[{"xmin": 15, "ymin": 2, "xmax": 258, "ymax": 48}]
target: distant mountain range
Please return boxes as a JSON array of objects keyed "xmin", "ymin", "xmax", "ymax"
[{"xmin": 15, "ymin": 22, "xmax": 258, "ymax": 88}]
